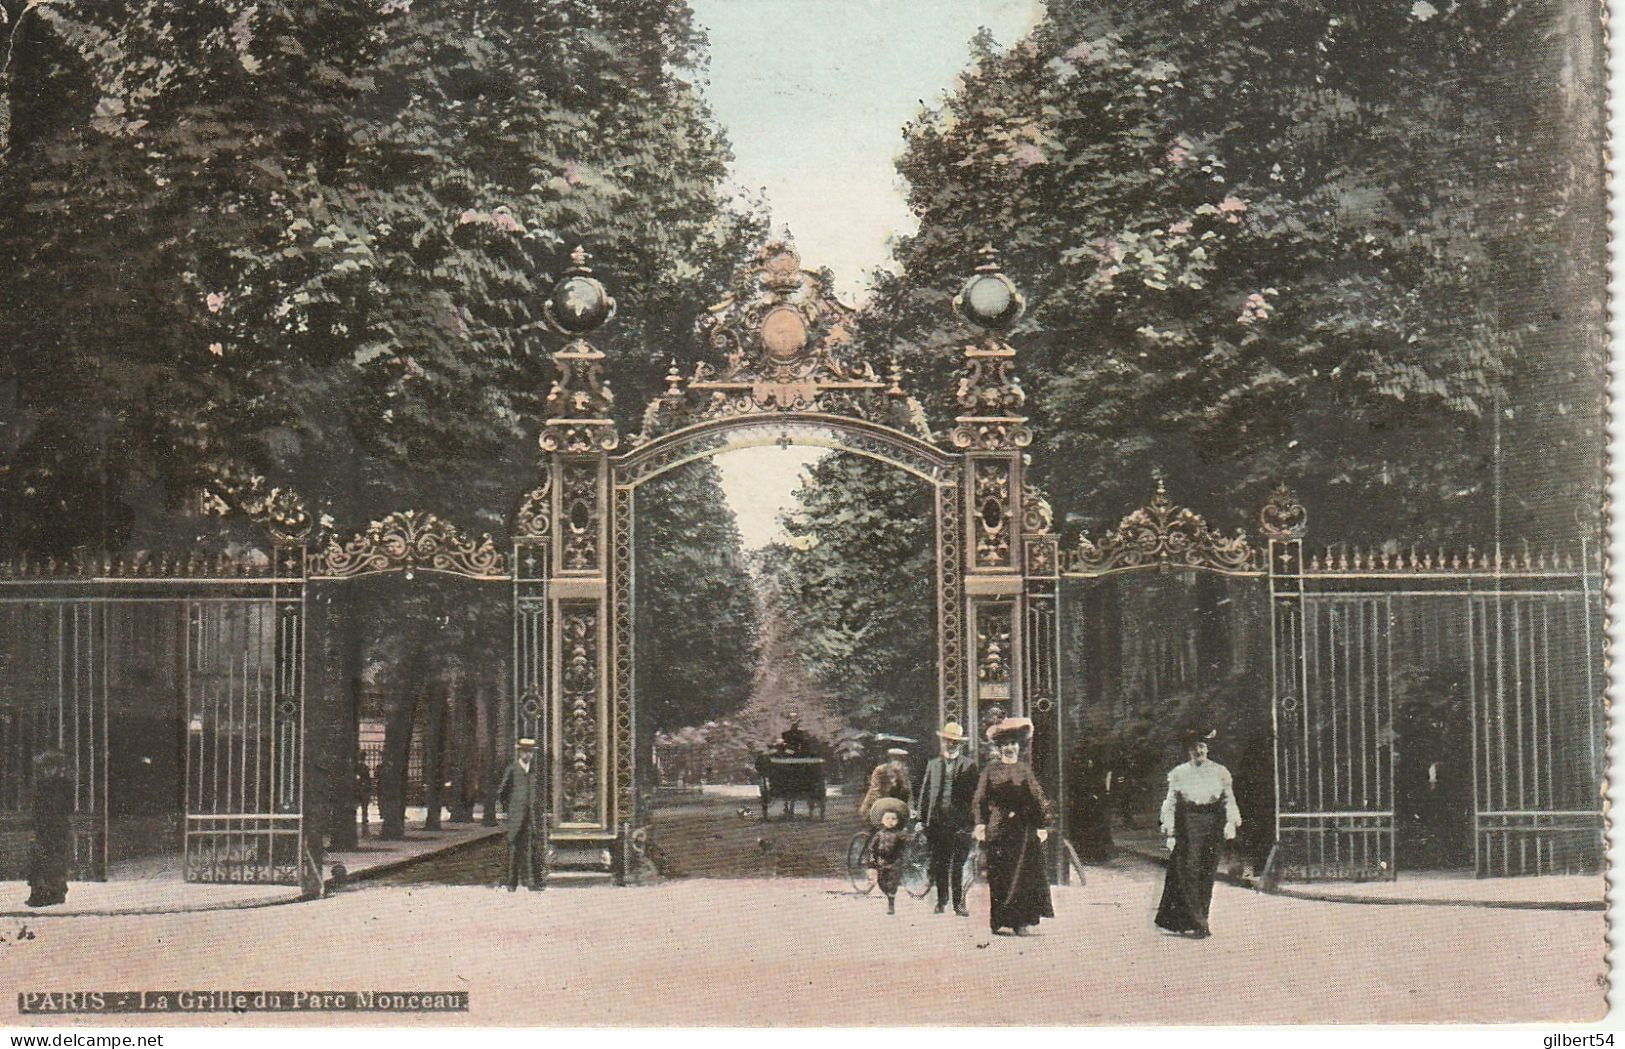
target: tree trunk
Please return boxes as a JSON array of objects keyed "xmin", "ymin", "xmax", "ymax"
[
  {"xmin": 474, "ymin": 679, "xmax": 495, "ymax": 825},
  {"xmin": 323, "ymin": 592, "xmax": 363, "ymax": 851},
  {"xmin": 378, "ymin": 680, "xmax": 420, "ymax": 841},
  {"xmin": 481, "ymin": 679, "xmax": 510, "ymax": 826},
  {"xmin": 422, "ymin": 682, "xmax": 447, "ymax": 831},
  {"xmin": 448, "ymin": 681, "xmax": 476, "ymax": 823}
]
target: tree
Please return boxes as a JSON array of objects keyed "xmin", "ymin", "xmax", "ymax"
[
  {"xmin": 633, "ymin": 459, "xmax": 758, "ymax": 743},
  {"xmin": 762, "ymin": 454, "xmax": 936, "ymax": 742},
  {"xmin": 0, "ymin": 0, "xmax": 765, "ymax": 555},
  {"xmin": 867, "ymin": 1, "xmax": 1604, "ymax": 545}
]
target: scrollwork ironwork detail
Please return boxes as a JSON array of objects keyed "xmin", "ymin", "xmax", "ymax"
[
  {"xmin": 628, "ymin": 242, "xmax": 935, "ymax": 444},
  {"xmin": 1021, "ymin": 486, "xmax": 1054, "ymax": 536},
  {"xmin": 972, "ymin": 462, "xmax": 1013, "ymax": 567},
  {"xmin": 514, "ymin": 465, "xmax": 553, "ymax": 539},
  {"xmin": 951, "ymin": 342, "xmax": 1031, "ymax": 451},
  {"xmin": 612, "ymin": 487, "xmax": 636, "ymax": 827},
  {"xmin": 307, "ymin": 511, "xmax": 507, "ymax": 579},
  {"xmin": 560, "ymin": 463, "xmax": 601, "ymax": 571},
  {"xmin": 938, "ymin": 482, "xmax": 965, "ymax": 727},
  {"xmin": 1259, "ymin": 482, "xmax": 1308, "ymax": 542},
  {"xmin": 541, "ymin": 340, "xmax": 620, "ymax": 454},
  {"xmin": 975, "ymin": 604, "xmax": 1013, "ymax": 700},
  {"xmin": 559, "ymin": 604, "xmax": 601, "ymax": 825},
  {"xmin": 1066, "ymin": 480, "xmax": 1258, "ymax": 575}
]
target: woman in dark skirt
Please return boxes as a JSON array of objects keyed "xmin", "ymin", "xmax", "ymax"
[
  {"xmin": 1155, "ymin": 729, "xmax": 1242, "ymax": 938},
  {"xmin": 26, "ymin": 750, "xmax": 73, "ymax": 908},
  {"xmin": 971, "ymin": 717, "xmax": 1053, "ymax": 936}
]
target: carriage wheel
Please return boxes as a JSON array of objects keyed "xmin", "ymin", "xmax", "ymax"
[
  {"xmin": 846, "ymin": 830, "xmax": 876, "ymax": 894},
  {"xmin": 901, "ymin": 826, "xmax": 933, "ymax": 898}
]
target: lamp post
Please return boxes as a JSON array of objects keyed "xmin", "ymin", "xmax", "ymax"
[{"xmin": 953, "ymin": 243, "xmax": 1026, "ymax": 331}]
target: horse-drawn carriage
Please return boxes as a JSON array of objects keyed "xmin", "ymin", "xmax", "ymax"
[{"xmin": 755, "ymin": 755, "xmax": 826, "ymax": 820}]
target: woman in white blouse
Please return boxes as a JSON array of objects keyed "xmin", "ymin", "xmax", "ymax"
[{"xmin": 1154, "ymin": 729, "xmax": 1241, "ymax": 938}]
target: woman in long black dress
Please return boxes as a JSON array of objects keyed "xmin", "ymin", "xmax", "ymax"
[
  {"xmin": 971, "ymin": 717, "xmax": 1053, "ymax": 936},
  {"xmin": 26, "ymin": 749, "xmax": 73, "ymax": 908},
  {"xmin": 1154, "ymin": 729, "xmax": 1242, "ymax": 938}
]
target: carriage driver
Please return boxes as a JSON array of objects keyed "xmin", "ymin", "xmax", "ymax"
[{"xmin": 780, "ymin": 712, "xmax": 812, "ymax": 756}]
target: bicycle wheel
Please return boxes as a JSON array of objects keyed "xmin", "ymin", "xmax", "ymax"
[
  {"xmin": 901, "ymin": 827, "xmax": 933, "ymax": 898},
  {"xmin": 846, "ymin": 830, "xmax": 875, "ymax": 893},
  {"xmin": 961, "ymin": 841, "xmax": 982, "ymax": 891}
]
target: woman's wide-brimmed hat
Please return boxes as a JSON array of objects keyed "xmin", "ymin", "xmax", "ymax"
[
  {"xmin": 936, "ymin": 721, "xmax": 967, "ymax": 741},
  {"xmin": 986, "ymin": 717, "xmax": 1034, "ymax": 743},
  {"xmin": 869, "ymin": 796, "xmax": 910, "ymax": 827},
  {"xmin": 1179, "ymin": 728, "xmax": 1218, "ymax": 747}
]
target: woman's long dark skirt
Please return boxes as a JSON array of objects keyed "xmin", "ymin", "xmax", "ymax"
[
  {"xmin": 987, "ymin": 833, "xmax": 1054, "ymax": 931},
  {"xmin": 1154, "ymin": 803, "xmax": 1224, "ymax": 934},
  {"xmin": 26, "ymin": 779, "xmax": 73, "ymax": 907}
]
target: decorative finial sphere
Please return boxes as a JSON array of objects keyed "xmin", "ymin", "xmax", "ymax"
[
  {"xmin": 546, "ymin": 245, "xmax": 616, "ymax": 335},
  {"xmin": 953, "ymin": 244, "xmax": 1025, "ymax": 330}
]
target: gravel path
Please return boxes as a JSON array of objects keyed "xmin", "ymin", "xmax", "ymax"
[{"xmin": 2, "ymin": 859, "xmax": 1603, "ymax": 1026}]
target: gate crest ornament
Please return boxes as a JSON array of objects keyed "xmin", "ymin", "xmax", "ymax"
[
  {"xmin": 1259, "ymin": 482, "xmax": 1308, "ymax": 541},
  {"xmin": 1066, "ymin": 479, "xmax": 1258, "ymax": 575},
  {"xmin": 308, "ymin": 510, "xmax": 507, "ymax": 579},
  {"xmin": 632, "ymin": 240, "xmax": 932, "ymax": 443}
]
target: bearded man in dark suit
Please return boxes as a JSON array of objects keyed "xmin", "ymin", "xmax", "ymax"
[{"xmin": 917, "ymin": 721, "xmax": 978, "ymax": 915}]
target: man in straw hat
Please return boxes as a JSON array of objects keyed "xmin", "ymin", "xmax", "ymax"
[
  {"xmin": 917, "ymin": 721, "xmax": 978, "ymax": 915},
  {"xmin": 497, "ymin": 737, "xmax": 544, "ymax": 892}
]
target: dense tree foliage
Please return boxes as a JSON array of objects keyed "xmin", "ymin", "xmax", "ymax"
[
  {"xmin": 762, "ymin": 454, "xmax": 936, "ymax": 742},
  {"xmin": 634, "ymin": 460, "xmax": 758, "ymax": 737},
  {"xmin": 0, "ymin": 0, "xmax": 763, "ymax": 552},
  {"xmin": 867, "ymin": 0, "xmax": 1604, "ymax": 545}
]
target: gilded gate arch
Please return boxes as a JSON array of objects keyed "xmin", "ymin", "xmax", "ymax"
[{"xmin": 512, "ymin": 243, "xmax": 1063, "ymax": 879}]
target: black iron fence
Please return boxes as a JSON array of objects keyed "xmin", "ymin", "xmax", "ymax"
[
  {"xmin": 0, "ymin": 549, "xmax": 307, "ymax": 884},
  {"xmin": 1057, "ymin": 484, "xmax": 1604, "ymax": 881}
]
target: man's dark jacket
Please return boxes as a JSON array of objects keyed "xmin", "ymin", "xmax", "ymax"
[
  {"xmin": 917, "ymin": 752, "xmax": 979, "ymax": 832},
  {"xmin": 496, "ymin": 758, "xmax": 542, "ymax": 842}
]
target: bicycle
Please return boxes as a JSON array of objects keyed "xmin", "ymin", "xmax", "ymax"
[{"xmin": 845, "ymin": 821, "xmax": 978, "ymax": 899}]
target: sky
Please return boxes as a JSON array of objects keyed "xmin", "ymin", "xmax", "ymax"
[{"xmin": 691, "ymin": 0, "xmax": 1042, "ymax": 547}]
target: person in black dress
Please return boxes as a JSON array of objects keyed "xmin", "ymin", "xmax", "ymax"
[
  {"xmin": 1067, "ymin": 741, "xmax": 1114, "ymax": 862},
  {"xmin": 971, "ymin": 717, "xmax": 1053, "ymax": 936},
  {"xmin": 26, "ymin": 749, "xmax": 72, "ymax": 908},
  {"xmin": 1154, "ymin": 729, "xmax": 1242, "ymax": 938}
]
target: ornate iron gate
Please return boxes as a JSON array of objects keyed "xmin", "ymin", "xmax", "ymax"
[
  {"xmin": 0, "ymin": 534, "xmax": 310, "ymax": 885},
  {"xmin": 181, "ymin": 586, "xmax": 305, "ymax": 883},
  {"xmin": 511, "ymin": 243, "xmax": 1061, "ymax": 878},
  {"xmin": 1056, "ymin": 483, "xmax": 1603, "ymax": 882},
  {"xmin": 1263, "ymin": 488, "xmax": 1603, "ymax": 879},
  {"xmin": 0, "ymin": 597, "xmax": 108, "ymax": 879}
]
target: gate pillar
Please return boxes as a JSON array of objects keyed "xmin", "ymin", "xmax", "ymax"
[
  {"xmin": 1260, "ymin": 484, "xmax": 1308, "ymax": 882},
  {"xmin": 949, "ymin": 248, "xmax": 1061, "ymax": 867},
  {"xmin": 536, "ymin": 247, "xmax": 622, "ymax": 875}
]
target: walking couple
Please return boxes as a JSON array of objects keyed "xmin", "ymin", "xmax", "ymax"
[{"xmin": 904, "ymin": 717, "xmax": 1055, "ymax": 936}]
